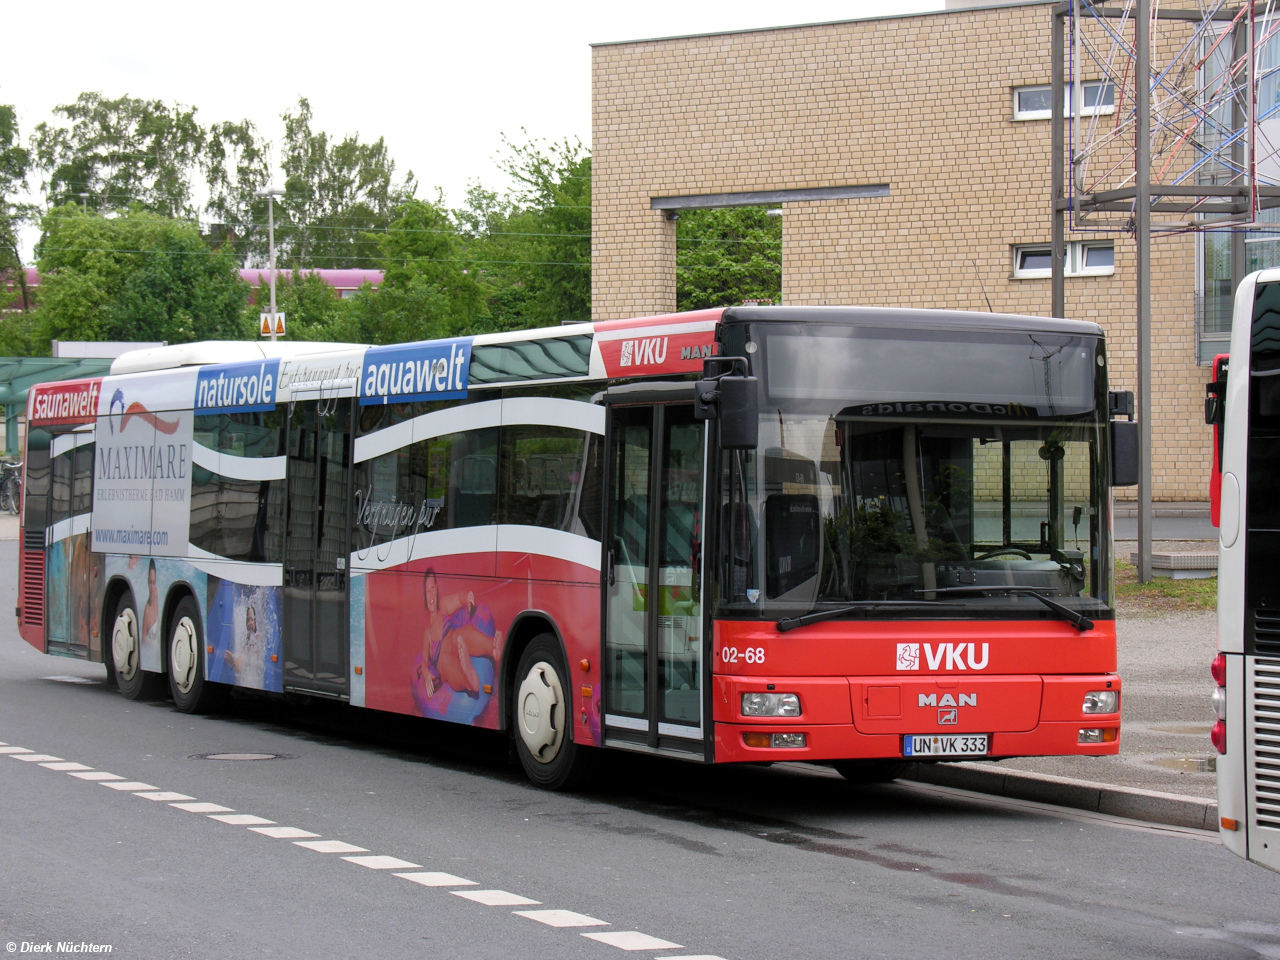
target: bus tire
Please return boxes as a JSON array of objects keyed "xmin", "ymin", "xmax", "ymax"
[
  {"xmin": 832, "ymin": 759, "xmax": 910, "ymax": 785},
  {"xmin": 512, "ymin": 634, "xmax": 592, "ymax": 790},
  {"xmin": 167, "ymin": 596, "xmax": 224, "ymax": 714},
  {"xmin": 110, "ymin": 594, "xmax": 166, "ymax": 701}
]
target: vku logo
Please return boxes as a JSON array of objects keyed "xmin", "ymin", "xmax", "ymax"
[
  {"xmin": 619, "ymin": 337, "xmax": 668, "ymax": 367},
  {"xmin": 896, "ymin": 642, "xmax": 990, "ymax": 671}
]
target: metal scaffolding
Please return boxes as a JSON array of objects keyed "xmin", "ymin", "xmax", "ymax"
[{"xmin": 1052, "ymin": 0, "xmax": 1280, "ymax": 581}]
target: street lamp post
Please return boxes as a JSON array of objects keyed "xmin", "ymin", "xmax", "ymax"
[{"xmin": 254, "ymin": 187, "xmax": 285, "ymax": 342}]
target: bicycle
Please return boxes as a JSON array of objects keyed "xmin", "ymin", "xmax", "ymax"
[{"xmin": 0, "ymin": 459, "xmax": 22, "ymax": 515}]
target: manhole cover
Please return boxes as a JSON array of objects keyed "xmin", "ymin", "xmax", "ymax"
[{"xmin": 189, "ymin": 753, "xmax": 294, "ymax": 761}]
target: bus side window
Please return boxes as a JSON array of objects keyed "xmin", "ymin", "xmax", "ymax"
[
  {"xmin": 575, "ymin": 435, "xmax": 604, "ymax": 541},
  {"xmin": 23, "ymin": 428, "xmax": 51, "ymax": 549},
  {"xmin": 72, "ymin": 442, "xmax": 94, "ymax": 516},
  {"xmin": 49, "ymin": 448, "xmax": 73, "ymax": 528}
]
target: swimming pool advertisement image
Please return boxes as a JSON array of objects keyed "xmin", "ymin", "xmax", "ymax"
[
  {"xmin": 360, "ymin": 555, "xmax": 601, "ymax": 741},
  {"xmin": 205, "ymin": 579, "xmax": 283, "ymax": 693}
]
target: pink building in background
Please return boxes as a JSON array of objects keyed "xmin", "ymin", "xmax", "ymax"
[
  {"xmin": 240, "ymin": 268, "xmax": 383, "ymax": 302},
  {"xmin": 4, "ymin": 268, "xmax": 383, "ymax": 308}
]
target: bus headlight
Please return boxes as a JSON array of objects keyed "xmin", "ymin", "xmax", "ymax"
[
  {"xmin": 1082, "ymin": 690, "xmax": 1119, "ymax": 714},
  {"xmin": 741, "ymin": 692, "xmax": 801, "ymax": 717}
]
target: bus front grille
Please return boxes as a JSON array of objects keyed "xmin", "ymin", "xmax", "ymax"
[{"xmin": 1253, "ymin": 658, "xmax": 1280, "ymax": 829}]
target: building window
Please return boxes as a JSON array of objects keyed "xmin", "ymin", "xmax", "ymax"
[
  {"xmin": 1013, "ymin": 81, "xmax": 1116, "ymax": 121},
  {"xmin": 1012, "ymin": 241, "xmax": 1116, "ymax": 279}
]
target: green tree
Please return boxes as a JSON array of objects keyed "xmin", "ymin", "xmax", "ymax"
[
  {"xmin": 37, "ymin": 204, "xmax": 251, "ymax": 343},
  {"xmin": 30, "ymin": 93, "xmax": 207, "ymax": 218},
  {"xmin": 676, "ymin": 206, "xmax": 781, "ymax": 310},
  {"xmin": 336, "ymin": 198, "xmax": 486, "ymax": 345},
  {"xmin": 0, "ymin": 99, "xmax": 32, "ymax": 314},
  {"xmin": 202, "ymin": 119, "xmax": 273, "ymax": 261},
  {"xmin": 470, "ymin": 134, "xmax": 590, "ymax": 328},
  {"xmin": 242, "ymin": 270, "xmax": 356, "ymax": 343},
  {"xmin": 274, "ymin": 98, "xmax": 415, "ymax": 269}
]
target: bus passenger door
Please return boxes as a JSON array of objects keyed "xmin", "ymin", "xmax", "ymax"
[
  {"xmin": 603, "ymin": 402, "xmax": 707, "ymax": 756},
  {"xmin": 283, "ymin": 397, "xmax": 353, "ymax": 698}
]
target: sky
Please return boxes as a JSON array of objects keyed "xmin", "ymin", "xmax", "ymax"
[{"xmin": 3, "ymin": 0, "xmax": 943, "ymax": 232}]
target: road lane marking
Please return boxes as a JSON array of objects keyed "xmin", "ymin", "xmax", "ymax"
[
  {"xmin": 170, "ymin": 802, "xmax": 234, "ymax": 813},
  {"xmin": 4, "ymin": 738, "xmax": 723, "ymax": 959},
  {"xmin": 515, "ymin": 909, "xmax": 608, "ymax": 928},
  {"xmin": 250, "ymin": 826, "xmax": 319, "ymax": 839},
  {"xmin": 43, "ymin": 676, "xmax": 97, "ymax": 684},
  {"xmin": 394, "ymin": 872, "xmax": 477, "ymax": 887},
  {"xmin": 341, "ymin": 855, "xmax": 422, "ymax": 870},
  {"xmin": 584, "ymin": 932, "xmax": 684, "ymax": 951},
  {"xmin": 452, "ymin": 890, "xmax": 540, "ymax": 906},
  {"xmin": 294, "ymin": 840, "xmax": 368, "ymax": 854},
  {"xmin": 209, "ymin": 814, "xmax": 276, "ymax": 826}
]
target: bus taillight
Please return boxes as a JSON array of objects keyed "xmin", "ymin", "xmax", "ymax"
[{"xmin": 1211, "ymin": 653, "xmax": 1227, "ymax": 755}]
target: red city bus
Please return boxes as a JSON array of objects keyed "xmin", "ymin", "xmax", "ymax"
[{"xmin": 17, "ymin": 306, "xmax": 1130, "ymax": 789}]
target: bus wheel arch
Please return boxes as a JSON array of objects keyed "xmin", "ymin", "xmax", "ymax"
[
  {"xmin": 105, "ymin": 582, "xmax": 165, "ymax": 701},
  {"xmin": 163, "ymin": 590, "xmax": 224, "ymax": 714},
  {"xmin": 505, "ymin": 619, "xmax": 592, "ymax": 790},
  {"xmin": 498, "ymin": 612, "xmax": 564, "ymax": 732}
]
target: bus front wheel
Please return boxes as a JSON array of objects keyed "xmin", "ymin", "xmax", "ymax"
[
  {"xmin": 110, "ymin": 594, "xmax": 165, "ymax": 701},
  {"xmin": 512, "ymin": 634, "xmax": 592, "ymax": 790},
  {"xmin": 168, "ymin": 596, "xmax": 225, "ymax": 714}
]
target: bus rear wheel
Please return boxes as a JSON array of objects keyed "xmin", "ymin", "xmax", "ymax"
[
  {"xmin": 832, "ymin": 759, "xmax": 910, "ymax": 785},
  {"xmin": 512, "ymin": 634, "xmax": 592, "ymax": 790},
  {"xmin": 168, "ymin": 596, "xmax": 225, "ymax": 714},
  {"xmin": 110, "ymin": 594, "xmax": 165, "ymax": 701}
]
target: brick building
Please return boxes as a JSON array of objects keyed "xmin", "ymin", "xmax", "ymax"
[{"xmin": 590, "ymin": 1, "xmax": 1211, "ymax": 501}]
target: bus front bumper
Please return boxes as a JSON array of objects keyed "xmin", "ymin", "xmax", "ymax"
[{"xmin": 712, "ymin": 673, "xmax": 1122, "ymax": 763}]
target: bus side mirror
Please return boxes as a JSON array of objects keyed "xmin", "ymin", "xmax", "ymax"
[
  {"xmin": 718, "ymin": 376, "xmax": 759, "ymax": 449},
  {"xmin": 1111, "ymin": 419, "xmax": 1139, "ymax": 487},
  {"xmin": 695, "ymin": 369, "xmax": 759, "ymax": 450}
]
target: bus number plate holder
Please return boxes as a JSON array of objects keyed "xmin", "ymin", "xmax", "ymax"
[{"xmin": 903, "ymin": 734, "xmax": 989, "ymax": 757}]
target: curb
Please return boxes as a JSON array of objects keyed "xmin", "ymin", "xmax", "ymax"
[{"xmin": 901, "ymin": 761, "xmax": 1219, "ymax": 832}]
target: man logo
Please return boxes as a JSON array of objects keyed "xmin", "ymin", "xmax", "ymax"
[
  {"xmin": 896, "ymin": 643, "xmax": 920, "ymax": 671},
  {"xmin": 938, "ymin": 708, "xmax": 959, "ymax": 725}
]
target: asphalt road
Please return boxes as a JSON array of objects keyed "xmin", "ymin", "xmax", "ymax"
[{"xmin": 3, "ymin": 558, "xmax": 1280, "ymax": 960}]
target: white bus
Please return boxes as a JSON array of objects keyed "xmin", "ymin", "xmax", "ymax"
[{"xmin": 1208, "ymin": 269, "xmax": 1280, "ymax": 871}]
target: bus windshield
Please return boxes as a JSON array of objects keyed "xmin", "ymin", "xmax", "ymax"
[{"xmin": 717, "ymin": 321, "xmax": 1113, "ymax": 621}]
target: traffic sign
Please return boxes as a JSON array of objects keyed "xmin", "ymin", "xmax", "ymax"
[{"xmin": 259, "ymin": 313, "xmax": 286, "ymax": 337}]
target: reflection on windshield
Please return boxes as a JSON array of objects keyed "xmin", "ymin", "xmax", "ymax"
[{"xmin": 720, "ymin": 416, "xmax": 1111, "ymax": 617}]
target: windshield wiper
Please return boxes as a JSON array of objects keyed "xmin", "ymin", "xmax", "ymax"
[
  {"xmin": 916, "ymin": 586, "xmax": 1095, "ymax": 632},
  {"xmin": 776, "ymin": 600, "xmax": 947, "ymax": 633}
]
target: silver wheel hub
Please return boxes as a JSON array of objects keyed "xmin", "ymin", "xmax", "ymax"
[
  {"xmin": 112, "ymin": 608, "xmax": 139, "ymax": 681},
  {"xmin": 517, "ymin": 660, "xmax": 564, "ymax": 764},
  {"xmin": 171, "ymin": 616, "xmax": 198, "ymax": 694}
]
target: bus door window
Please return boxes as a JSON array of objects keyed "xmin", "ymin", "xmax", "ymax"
[
  {"xmin": 282, "ymin": 397, "xmax": 353, "ymax": 694},
  {"xmin": 657, "ymin": 407, "xmax": 704, "ymax": 730},
  {"xmin": 606, "ymin": 407, "xmax": 651, "ymax": 722}
]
